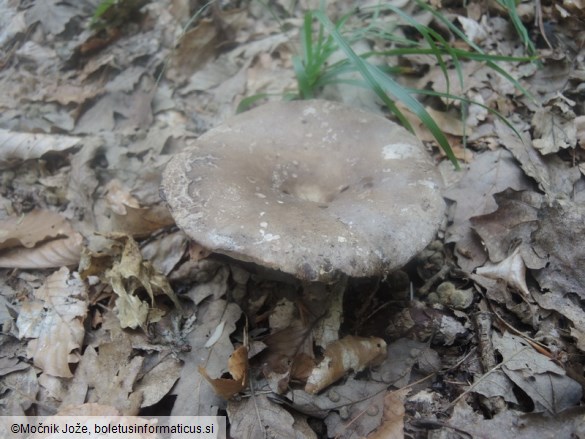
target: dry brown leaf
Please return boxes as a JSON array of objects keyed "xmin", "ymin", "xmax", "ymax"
[
  {"xmin": 305, "ymin": 336, "xmax": 387, "ymax": 394},
  {"xmin": 260, "ymin": 320, "xmax": 314, "ymax": 393},
  {"xmin": 367, "ymin": 388, "xmax": 410, "ymax": 439},
  {"xmin": 105, "ymin": 179, "xmax": 141, "ymax": 215},
  {"xmin": 0, "ymin": 210, "xmax": 83, "ymax": 268},
  {"xmin": 171, "ymin": 298, "xmax": 241, "ymax": 416},
  {"xmin": 532, "ymin": 100, "xmax": 577, "ymax": 154},
  {"xmin": 470, "ymin": 189, "xmax": 543, "ymax": 265},
  {"xmin": 199, "ymin": 345, "xmax": 249, "ymax": 400},
  {"xmin": 493, "ymin": 332, "xmax": 582, "ymax": 414},
  {"xmin": 62, "ymin": 338, "xmax": 144, "ymax": 414},
  {"xmin": 531, "ymin": 200, "xmax": 585, "ymax": 300},
  {"xmin": 16, "ymin": 267, "xmax": 88, "ymax": 378},
  {"xmin": 228, "ymin": 394, "xmax": 297, "ymax": 439},
  {"xmin": 0, "ymin": 129, "xmax": 81, "ymax": 168},
  {"xmin": 444, "ymin": 149, "xmax": 534, "ymax": 271},
  {"xmin": 134, "ymin": 356, "xmax": 183, "ymax": 408},
  {"xmin": 0, "ymin": 231, "xmax": 83, "ymax": 269},
  {"xmin": 0, "ymin": 210, "xmax": 74, "ymax": 250},
  {"xmin": 104, "ymin": 204, "xmax": 176, "ymax": 238},
  {"xmin": 168, "ymin": 8, "xmax": 247, "ymax": 82},
  {"xmin": 447, "ymin": 400, "xmax": 585, "ymax": 439}
]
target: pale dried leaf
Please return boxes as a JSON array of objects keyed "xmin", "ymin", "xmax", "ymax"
[
  {"xmin": 199, "ymin": 345, "xmax": 249, "ymax": 400},
  {"xmin": 323, "ymin": 377, "xmax": 387, "ymax": 438},
  {"xmin": 25, "ymin": 0, "xmax": 80, "ymax": 35},
  {"xmin": 531, "ymin": 290, "xmax": 585, "ymax": 352},
  {"xmin": 447, "ymin": 401, "xmax": 585, "ymax": 439},
  {"xmin": 371, "ymin": 338, "xmax": 438, "ymax": 387},
  {"xmin": 494, "ymin": 332, "xmax": 582, "ymax": 413},
  {"xmin": 532, "ymin": 104, "xmax": 577, "ymax": 154},
  {"xmin": 444, "ymin": 149, "xmax": 534, "ymax": 271},
  {"xmin": 531, "ymin": 200, "xmax": 585, "ymax": 300},
  {"xmin": 470, "ymin": 189, "xmax": 543, "ymax": 264},
  {"xmin": 104, "ymin": 235, "xmax": 180, "ymax": 328},
  {"xmin": 495, "ymin": 120, "xmax": 581, "ymax": 196},
  {"xmin": 0, "ymin": 129, "xmax": 81, "ymax": 168},
  {"xmin": 228, "ymin": 394, "xmax": 296, "ymax": 439},
  {"xmin": 84, "ymin": 340, "xmax": 144, "ymax": 414},
  {"xmin": 471, "ymin": 370, "xmax": 518, "ymax": 404},
  {"xmin": 367, "ymin": 388, "xmax": 410, "ymax": 439},
  {"xmin": 141, "ymin": 231, "xmax": 188, "ymax": 276},
  {"xmin": 0, "ymin": 232, "xmax": 83, "ymax": 269},
  {"xmin": 476, "ymin": 247, "xmax": 530, "ymax": 296},
  {"xmin": 105, "ymin": 179, "xmax": 141, "ymax": 215},
  {"xmin": 171, "ymin": 299, "xmax": 241, "ymax": 416},
  {"xmin": 0, "ymin": 367, "xmax": 38, "ymax": 415},
  {"xmin": 16, "ymin": 267, "xmax": 87, "ymax": 378},
  {"xmin": 135, "ymin": 357, "xmax": 183, "ymax": 408},
  {"xmin": 204, "ymin": 320, "xmax": 226, "ymax": 348},
  {"xmin": 0, "ymin": 210, "xmax": 73, "ymax": 250}
]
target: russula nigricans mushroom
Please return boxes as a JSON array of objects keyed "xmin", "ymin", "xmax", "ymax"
[{"xmin": 162, "ymin": 99, "xmax": 445, "ymax": 283}]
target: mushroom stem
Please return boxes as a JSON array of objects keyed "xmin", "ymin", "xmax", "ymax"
[{"xmin": 303, "ymin": 275, "xmax": 348, "ymax": 349}]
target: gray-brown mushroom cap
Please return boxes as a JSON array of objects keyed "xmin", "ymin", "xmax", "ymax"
[{"xmin": 162, "ymin": 100, "xmax": 445, "ymax": 282}]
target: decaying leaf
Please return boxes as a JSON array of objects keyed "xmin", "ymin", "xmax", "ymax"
[
  {"xmin": 532, "ymin": 100, "xmax": 577, "ymax": 154},
  {"xmin": 367, "ymin": 388, "xmax": 410, "ymax": 439},
  {"xmin": 444, "ymin": 149, "xmax": 534, "ymax": 271},
  {"xmin": 16, "ymin": 267, "xmax": 88, "ymax": 378},
  {"xmin": 531, "ymin": 200, "xmax": 585, "ymax": 300},
  {"xmin": 371, "ymin": 338, "xmax": 441, "ymax": 387},
  {"xmin": 260, "ymin": 319, "xmax": 315, "ymax": 393},
  {"xmin": 447, "ymin": 400, "xmax": 585, "ymax": 439},
  {"xmin": 171, "ymin": 297, "xmax": 241, "ymax": 416},
  {"xmin": 470, "ymin": 189, "xmax": 543, "ymax": 265},
  {"xmin": 494, "ymin": 332, "xmax": 582, "ymax": 414},
  {"xmin": 305, "ymin": 336, "xmax": 387, "ymax": 394},
  {"xmin": 323, "ymin": 376, "xmax": 387, "ymax": 438},
  {"xmin": 134, "ymin": 356, "xmax": 183, "ymax": 408},
  {"xmin": 61, "ymin": 336, "xmax": 143, "ymax": 414},
  {"xmin": 199, "ymin": 345, "xmax": 249, "ymax": 400},
  {"xmin": 228, "ymin": 394, "xmax": 297, "ymax": 439},
  {"xmin": 495, "ymin": 120, "xmax": 581, "ymax": 196},
  {"xmin": 531, "ymin": 289, "xmax": 585, "ymax": 352}
]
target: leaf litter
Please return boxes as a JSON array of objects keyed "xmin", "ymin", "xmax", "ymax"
[{"xmin": 0, "ymin": 0, "xmax": 584, "ymax": 437}]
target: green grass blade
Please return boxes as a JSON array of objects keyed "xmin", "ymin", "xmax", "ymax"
[{"xmin": 312, "ymin": 10, "xmax": 460, "ymax": 169}]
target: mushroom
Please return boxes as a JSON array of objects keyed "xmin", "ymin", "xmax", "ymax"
[{"xmin": 162, "ymin": 99, "xmax": 445, "ymax": 283}]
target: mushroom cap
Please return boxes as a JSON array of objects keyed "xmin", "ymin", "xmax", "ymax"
[{"xmin": 162, "ymin": 100, "xmax": 445, "ymax": 282}]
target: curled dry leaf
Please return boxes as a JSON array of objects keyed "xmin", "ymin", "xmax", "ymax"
[
  {"xmin": 109, "ymin": 236, "xmax": 180, "ymax": 328},
  {"xmin": 0, "ymin": 129, "xmax": 81, "ymax": 169},
  {"xmin": 305, "ymin": 336, "xmax": 387, "ymax": 394},
  {"xmin": 199, "ymin": 345, "xmax": 249, "ymax": 400},
  {"xmin": 476, "ymin": 247, "xmax": 530, "ymax": 297},
  {"xmin": 81, "ymin": 234, "xmax": 180, "ymax": 329}
]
